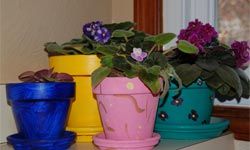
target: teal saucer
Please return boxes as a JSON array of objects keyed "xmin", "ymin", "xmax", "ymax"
[{"xmin": 154, "ymin": 117, "xmax": 229, "ymax": 140}]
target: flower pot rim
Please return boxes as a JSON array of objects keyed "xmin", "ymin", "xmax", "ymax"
[
  {"xmin": 93, "ymin": 77, "xmax": 157, "ymax": 95},
  {"xmin": 49, "ymin": 55, "xmax": 100, "ymax": 75},
  {"xmin": 170, "ymin": 79, "xmax": 211, "ymax": 90},
  {"xmin": 6, "ymin": 82, "xmax": 74, "ymax": 85},
  {"xmin": 49, "ymin": 54, "xmax": 98, "ymax": 58},
  {"xmin": 6, "ymin": 82, "xmax": 75, "ymax": 101}
]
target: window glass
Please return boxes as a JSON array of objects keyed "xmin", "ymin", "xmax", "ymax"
[{"xmin": 218, "ymin": 0, "xmax": 250, "ymax": 44}]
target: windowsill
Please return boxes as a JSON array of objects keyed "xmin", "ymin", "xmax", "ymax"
[{"xmin": 0, "ymin": 132, "xmax": 234, "ymax": 150}]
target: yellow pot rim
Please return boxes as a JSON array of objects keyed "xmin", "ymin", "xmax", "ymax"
[{"xmin": 49, "ymin": 55, "xmax": 100, "ymax": 75}]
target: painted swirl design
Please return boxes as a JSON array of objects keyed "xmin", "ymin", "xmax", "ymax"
[{"xmin": 114, "ymin": 95, "xmax": 145, "ymax": 113}]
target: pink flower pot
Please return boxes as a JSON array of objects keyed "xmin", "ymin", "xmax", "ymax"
[{"xmin": 93, "ymin": 77, "xmax": 159, "ymax": 140}]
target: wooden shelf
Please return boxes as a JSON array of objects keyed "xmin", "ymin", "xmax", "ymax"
[{"xmin": 213, "ymin": 106, "xmax": 250, "ymax": 141}]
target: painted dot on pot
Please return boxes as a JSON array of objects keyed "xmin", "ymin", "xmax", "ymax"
[
  {"xmin": 158, "ymin": 111, "xmax": 168, "ymax": 121},
  {"xmin": 171, "ymin": 98, "xmax": 184, "ymax": 106},
  {"xmin": 138, "ymin": 125, "xmax": 142, "ymax": 129},
  {"xmin": 126, "ymin": 82, "xmax": 134, "ymax": 90},
  {"xmin": 188, "ymin": 109, "xmax": 199, "ymax": 121},
  {"xmin": 197, "ymin": 79, "xmax": 203, "ymax": 86}
]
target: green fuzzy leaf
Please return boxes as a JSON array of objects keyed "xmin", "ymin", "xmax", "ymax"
[
  {"xmin": 196, "ymin": 58, "xmax": 219, "ymax": 71},
  {"xmin": 112, "ymin": 30, "xmax": 135, "ymax": 38},
  {"xmin": 63, "ymin": 44, "xmax": 93, "ymax": 55},
  {"xmin": 62, "ymin": 38, "xmax": 85, "ymax": 45},
  {"xmin": 175, "ymin": 64, "xmax": 202, "ymax": 86},
  {"xmin": 96, "ymin": 45, "xmax": 116, "ymax": 56},
  {"xmin": 177, "ymin": 40, "xmax": 198, "ymax": 54},
  {"xmin": 145, "ymin": 33, "xmax": 176, "ymax": 45},
  {"xmin": 217, "ymin": 84, "xmax": 231, "ymax": 96},
  {"xmin": 91, "ymin": 67, "xmax": 111, "ymax": 87},
  {"xmin": 154, "ymin": 33, "xmax": 176, "ymax": 45},
  {"xmin": 81, "ymin": 47, "xmax": 95, "ymax": 55},
  {"xmin": 205, "ymin": 74, "xmax": 224, "ymax": 89},
  {"xmin": 209, "ymin": 50, "xmax": 236, "ymax": 67},
  {"xmin": 124, "ymin": 66, "xmax": 138, "ymax": 78},
  {"xmin": 148, "ymin": 66, "xmax": 161, "ymax": 76},
  {"xmin": 139, "ymin": 68, "xmax": 161, "ymax": 94},
  {"xmin": 200, "ymin": 70, "xmax": 214, "ymax": 80},
  {"xmin": 240, "ymin": 78, "xmax": 250, "ymax": 98},
  {"xmin": 112, "ymin": 56, "xmax": 131, "ymax": 72},
  {"xmin": 144, "ymin": 52, "xmax": 169, "ymax": 68},
  {"xmin": 215, "ymin": 65, "xmax": 243, "ymax": 96},
  {"xmin": 44, "ymin": 42, "xmax": 68, "ymax": 55},
  {"xmin": 235, "ymin": 68, "xmax": 249, "ymax": 83},
  {"xmin": 104, "ymin": 21, "xmax": 135, "ymax": 32},
  {"xmin": 236, "ymin": 69, "xmax": 250, "ymax": 98},
  {"xmin": 144, "ymin": 36, "xmax": 156, "ymax": 42},
  {"xmin": 101, "ymin": 55, "xmax": 113, "ymax": 68}
]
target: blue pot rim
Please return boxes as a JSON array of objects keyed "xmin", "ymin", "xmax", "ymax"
[
  {"xmin": 6, "ymin": 82, "xmax": 75, "ymax": 101},
  {"xmin": 7, "ymin": 131, "xmax": 76, "ymax": 149}
]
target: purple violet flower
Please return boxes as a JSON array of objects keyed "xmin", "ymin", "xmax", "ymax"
[
  {"xmin": 177, "ymin": 19, "xmax": 218, "ymax": 53},
  {"xmin": 231, "ymin": 41, "xmax": 250, "ymax": 68},
  {"xmin": 131, "ymin": 48, "xmax": 147, "ymax": 62},
  {"xmin": 94, "ymin": 27, "xmax": 111, "ymax": 44},
  {"xmin": 83, "ymin": 21, "xmax": 102, "ymax": 38},
  {"xmin": 83, "ymin": 21, "xmax": 111, "ymax": 43}
]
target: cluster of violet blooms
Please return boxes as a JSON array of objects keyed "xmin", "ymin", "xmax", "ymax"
[
  {"xmin": 82, "ymin": 21, "xmax": 148, "ymax": 62},
  {"xmin": 178, "ymin": 19, "xmax": 250, "ymax": 68},
  {"xmin": 83, "ymin": 21, "xmax": 111, "ymax": 44}
]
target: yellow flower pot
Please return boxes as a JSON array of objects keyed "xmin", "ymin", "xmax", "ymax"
[{"xmin": 49, "ymin": 55, "xmax": 102, "ymax": 142}]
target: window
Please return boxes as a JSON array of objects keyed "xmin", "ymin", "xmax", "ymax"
[
  {"xmin": 218, "ymin": 0, "xmax": 250, "ymax": 44},
  {"xmin": 163, "ymin": 0, "xmax": 250, "ymax": 106}
]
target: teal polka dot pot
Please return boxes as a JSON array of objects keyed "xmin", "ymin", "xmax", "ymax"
[{"xmin": 155, "ymin": 79, "xmax": 214, "ymax": 126}]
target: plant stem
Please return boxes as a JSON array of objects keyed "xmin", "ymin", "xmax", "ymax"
[
  {"xmin": 124, "ymin": 36, "xmax": 129, "ymax": 42},
  {"xmin": 163, "ymin": 46, "xmax": 177, "ymax": 55},
  {"xmin": 148, "ymin": 44, "xmax": 157, "ymax": 57}
]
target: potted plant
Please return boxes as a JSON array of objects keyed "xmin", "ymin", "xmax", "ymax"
[
  {"xmin": 44, "ymin": 21, "xmax": 103, "ymax": 142},
  {"xmin": 44, "ymin": 21, "xmax": 195, "ymax": 143},
  {"xmin": 88, "ymin": 21, "xmax": 196, "ymax": 149},
  {"xmin": 155, "ymin": 19, "xmax": 250, "ymax": 139},
  {"xmin": 6, "ymin": 68, "xmax": 76, "ymax": 149}
]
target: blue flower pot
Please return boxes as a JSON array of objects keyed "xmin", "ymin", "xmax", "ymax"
[
  {"xmin": 155, "ymin": 79, "xmax": 214, "ymax": 125},
  {"xmin": 6, "ymin": 82, "xmax": 75, "ymax": 140}
]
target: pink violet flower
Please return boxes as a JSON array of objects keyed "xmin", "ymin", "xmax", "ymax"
[
  {"xmin": 177, "ymin": 19, "xmax": 218, "ymax": 53},
  {"xmin": 131, "ymin": 48, "xmax": 147, "ymax": 62},
  {"xmin": 231, "ymin": 41, "xmax": 250, "ymax": 68}
]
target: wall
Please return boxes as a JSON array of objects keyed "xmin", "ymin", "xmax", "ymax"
[
  {"xmin": 0, "ymin": 0, "xmax": 112, "ymax": 83},
  {"xmin": 111, "ymin": 0, "xmax": 133, "ymax": 22},
  {"xmin": 0, "ymin": 0, "xmax": 112, "ymax": 143},
  {"xmin": 0, "ymin": 0, "xmax": 134, "ymax": 143}
]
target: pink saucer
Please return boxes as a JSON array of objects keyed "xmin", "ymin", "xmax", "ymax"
[{"xmin": 93, "ymin": 132, "xmax": 160, "ymax": 150}]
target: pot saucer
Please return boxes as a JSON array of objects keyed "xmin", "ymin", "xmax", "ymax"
[
  {"xmin": 93, "ymin": 132, "xmax": 160, "ymax": 150},
  {"xmin": 155, "ymin": 117, "xmax": 229, "ymax": 140},
  {"xmin": 7, "ymin": 131, "xmax": 76, "ymax": 150}
]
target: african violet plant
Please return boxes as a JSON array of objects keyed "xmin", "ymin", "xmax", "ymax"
[
  {"xmin": 19, "ymin": 68, "xmax": 73, "ymax": 82},
  {"xmin": 44, "ymin": 21, "xmax": 197, "ymax": 98},
  {"xmin": 169, "ymin": 19, "xmax": 250, "ymax": 101}
]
